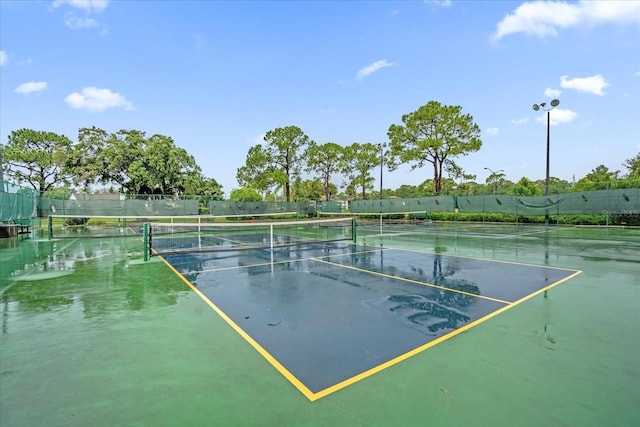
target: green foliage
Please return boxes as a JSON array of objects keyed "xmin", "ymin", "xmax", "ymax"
[
  {"xmin": 236, "ymin": 145, "xmax": 277, "ymax": 195},
  {"xmin": 453, "ymin": 181, "xmax": 485, "ymax": 196},
  {"xmin": 485, "ymin": 170, "xmax": 506, "ymax": 194},
  {"xmin": 573, "ymin": 165, "xmax": 620, "ymax": 191},
  {"xmin": 387, "ymin": 100, "xmax": 482, "ymax": 195},
  {"xmin": 237, "ymin": 126, "xmax": 311, "ymax": 202},
  {"xmin": 64, "ymin": 217, "xmax": 89, "ymax": 227},
  {"xmin": 42, "ymin": 187, "xmax": 72, "ymax": 199},
  {"xmin": 180, "ymin": 175, "xmax": 223, "ymax": 198},
  {"xmin": 3, "ymin": 129, "xmax": 75, "ymax": 194},
  {"xmin": 510, "ymin": 177, "xmax": 542, "ymax": 196},
  {"xmin": 342, "ymin": 142, "xmax": 379, "ymax": 199},
  {"xmin": 392, "ymin": 184, "xmax": 423, "ymax": 198},
  {"xmin": 423, "ymin": 211, "xmax": 629, "ymax": 226},
  {"xmin": 292, "ymin": 178, "xmax": 326, "ymax": 201},
  {"xmin": 229, "ymin": 187, "xmax": 262, "ymax": 202},
  {"xmin": 68, "ymin": 127, "xmax": 218, "ymax": 196},
  {"xmin": 305, "ymin": 142, "xmax": 344, "ymax": 201},
  {"xmin": 623, "ymin": 152, "xmax": 640, "ymax": 178}
]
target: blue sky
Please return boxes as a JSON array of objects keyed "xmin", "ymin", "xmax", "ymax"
[{"xmin": 1, "ymin": 0, "xmax": 639, "ymax": 197}]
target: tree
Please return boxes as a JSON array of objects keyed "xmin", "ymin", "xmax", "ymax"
[
  {"xmin": 623, "ymin": 152, "xmax": 640, "ymax": 178},
  {"xmin": 236, "ymin": 145, "xmax": 278, "ymax": 196},
  {"xmin": 574, "ymin": 165, "xmax": 620, "ymax": 191},
  {"xmin": 2, "ymin": 129, "xmax": 74, "ymax": 194},
  {"xmin": 237, "ymin": 126, "xmax": 311, "ymax": 202},
  {"xmin": 387, "ymin": 101, "xmax": 482, "ymax": 195},
  {"xmin": 68, "ymin": 126, "xmax": 109, "ymax": 191},
  {"xmin": 70, "ymin": 127, "xmax": 211, "ymax": 195},
  {"xmin": 292, "ymin": 177, "xmax": 327, "ymax": 201},
  {"xmin": 180, "ymin": 174, "xmax": 223, "ymax": 199},
  {"xmin": 510, "ymin": 177, "xmax": 542, "ymax": 196},
  {"xmin": 305, "ymin": 142, "xmax": 344, "ymax": 201},
  {"xmin": 393, "ymin": 184, "xmax": 422, "ymax": 198},
  {"xmin": 485, "ymin": 170, "xmax": 506, "ymax": 194},
  {"xmin": 229, "ymin": 187, "xmax": 262, "ymax": 202},
  {"xmin": 342, "ymin": 142, "xmax": 379, "ymax": 199},
  {"xmin": 144, "ymin": 134, "xmax": 201, "ymax": 194}
]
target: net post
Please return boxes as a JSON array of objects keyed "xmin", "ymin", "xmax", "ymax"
[
  {"xmin": 270, "ymin": 224, "xmax": 274, "ymax": 250},
  {"xmin": 352, "ymin": 218, "xmax": 357, "ymax": 242},
  {"xmin": 47, "ymin": 215, "xmax": 53, "ymax": 240},
  {"xmin": 143, "ymin": 223, "xmax": 149, "ymax": 261}
]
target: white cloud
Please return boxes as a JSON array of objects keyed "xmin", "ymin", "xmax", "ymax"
[
  {"xmin": 485, "ymin": 127, "xmax": 500, "ymax": 136},
  {"xmin": 247, "ymin": 134, "xmax": 265, "ymax": 145},
  {"xmin": 53, "ymin": 0, "xmax": 109, "ymax": 33},
  {"xmin": 356, "ymin": 60, "xmax": 394, "ymax": 80},
  {"xmin": 534, "ymin": 108, "xmax": 577, "ymax": 126},
  {"xmin": 53, "ymin": 0, "xmax": 109, "ymax": 14},
  {"xmin": 15, "ymin": 81, "xmax": 48, "ymax": 94},
  {"xmin": 0, "ymin": 51, "xmax": 6, "ymax": 67},
  {"xmin": 560, "ymin": 74, "xmax": 609, "ymax": 95},
  {"xmin": 545, "ymin": 88, "xmax": 562, "ymax": 97},
  {"xmin": 64, "ymin": 15, "xmax": 98, "ymax": 29},
  {"xmin": 65, "ymin": 87, "xmax": 133, "ymax": 112},
  {"xmin": 425, "ymin": 0, "xmax": 452, "ymax": 7},
  {"xmin": 491, "ymin": 0, "xmax": 640, "ymax": 41}
]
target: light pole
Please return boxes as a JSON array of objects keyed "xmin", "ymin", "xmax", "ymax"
[
  {"xmin": 484, "ymin": 167, "xmax": 504, "ymax": 195},
  {"xmin": 379, "ymin": 143, "xmax": 386, "ymax": 234},
  {"xmin": 532, "ymin": 98, "xmax": 560, "ymax": 227},
  {"xmin": 379, "ymin": 143, "xmax": 386, "ymax": 199}
]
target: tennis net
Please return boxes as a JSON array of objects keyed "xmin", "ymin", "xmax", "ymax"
[
  {"xmin": 147, "ymin": 216, "xmax": 355, "ymax": 255},
  {"xmin": 46, "ymin": 212, "xmax": 298, "ymax": 239}
]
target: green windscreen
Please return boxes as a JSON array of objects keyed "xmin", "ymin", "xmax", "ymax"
[
  {"xmin": 348, "ymin": 189, "xmax": 638, "ymax": 217},
  {"xmin": 39, "ymin": 197, "xmax": 199, "ymax": 217},
  {"xmin": 208, "ymin": 201, "xmax": 315, "ymax": 216},
  {"xmin": 0, "ymin": 180, "xmax": 38, "ymax": 222}
]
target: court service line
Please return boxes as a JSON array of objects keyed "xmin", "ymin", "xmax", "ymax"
[
  {"xmin": 312, "ymin": 257, "xmax": 512, "ymax": 305},
  {"xmin": 379, "ymin": 246, "xmax": 580, "ymax": 271},
  {"xmin": 157, "ymin": 255, "xmax": 319, "ymax": 401},
  {"xmin": 169, "ymin": 247, "xmax": 386, "ymax": 274}
]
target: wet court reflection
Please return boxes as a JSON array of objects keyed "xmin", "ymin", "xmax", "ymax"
[
  {"xmin": 161, "ymin": 243, "xmax": 579, "ymax": 397},
  {"xmin": 1, "ymin": 239, "xmax": 187, "ymax": 325}
]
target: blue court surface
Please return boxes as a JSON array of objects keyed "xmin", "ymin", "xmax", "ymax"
[{"xmin": 162, "ymin": 242, "xmax": 580, "ymax": 401}]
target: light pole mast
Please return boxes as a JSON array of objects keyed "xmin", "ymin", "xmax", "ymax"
[
  {"xmin": 484, "ymin": 167, "xmax": 504, "ymax": 195},
  {"xmin": 532, "ymin": 99, "xmax": 560, "ymax": 228},
  {"xmin": 379, "ymin": 143, "xmax": 385, "ymax": 199}
]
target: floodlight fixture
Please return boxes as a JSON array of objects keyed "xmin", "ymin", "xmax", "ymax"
[{"xmin": 532, "ymin": 98, "xmax": 561, "ymax": 228}]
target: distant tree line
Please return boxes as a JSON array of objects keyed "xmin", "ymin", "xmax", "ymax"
[
  {"xmin": 237, "ymin": 101, "xmax": 482, "ymax": 201},
  {"xmin": 1, "ymin": 127, "xmax": 222, "ymax": 198},
  {"xmin": 1, "ymin": 100, "xmax": 638, "ymax": 201}
]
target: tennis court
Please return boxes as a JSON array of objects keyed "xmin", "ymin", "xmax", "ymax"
[{"xmin": 1, "ymin": 220, "xmax": 638, "ymax": 426}]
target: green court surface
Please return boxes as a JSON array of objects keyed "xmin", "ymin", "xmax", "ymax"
[{"xmin": 1, "ymin": 225, "xmax": 639, "ymax": 426}]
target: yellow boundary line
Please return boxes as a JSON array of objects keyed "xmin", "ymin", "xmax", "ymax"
[
  {"xmin": 158, "ymin": 255, "xmax": 318, "ymax": 401},
  {"xmin": 310, "ymin": 268, "xmax": 583, "ymax": 400},
  {"xmin": 158, "ymin": 248, "xmax": 582, "ymax": 402}
]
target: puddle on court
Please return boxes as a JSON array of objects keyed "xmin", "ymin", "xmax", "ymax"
[{"xmin": 163, "ymin": 245, "xmax": 578, "ymax": 396}]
